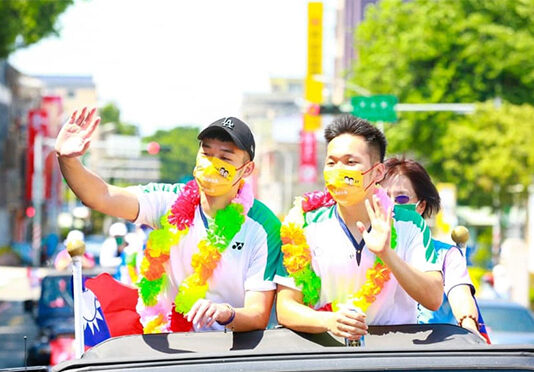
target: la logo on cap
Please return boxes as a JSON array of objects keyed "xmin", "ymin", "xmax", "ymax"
[{"xmin": 222, "ymin": 118, "xmax": 234, "ymax": 130}]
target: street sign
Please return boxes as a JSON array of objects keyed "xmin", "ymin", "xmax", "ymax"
[
  {"xmin": 351, "ymin": 95, "xmax": 398, "ymax": 122},
  {"xmin": 303, "ymin": 2, "xmax": 324, "ymax": 131}
]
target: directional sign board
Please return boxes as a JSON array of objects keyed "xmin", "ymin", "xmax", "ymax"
[{"xmin": 351, "ymin": 95, "xmax": 398, "ymax": 122}]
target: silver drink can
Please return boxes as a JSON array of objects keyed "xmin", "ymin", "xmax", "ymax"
[
  {"xmin": 344, "ymin": 307, "xmax": 365, "ymax": 347},
  {"xmin": 345, "ymin": 336, "xmax": 365, "ymax": 347}
]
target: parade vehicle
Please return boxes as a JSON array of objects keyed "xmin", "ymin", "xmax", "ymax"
[
  {"xmin": 43, "ymin": 325, "xmax": 532, "ymax": 372},
  {"xmin": 8, "ymin": 324, "xmax": 534, "ymax": 372}
]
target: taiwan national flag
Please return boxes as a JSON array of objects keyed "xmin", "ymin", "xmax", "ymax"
[
  {"xmin": 82, "ymin": 273, "xmax": 143, "ymax": 348},
  {"xmin": 81, "ymin": 278, "xmax": 110, "ymax": 347}
]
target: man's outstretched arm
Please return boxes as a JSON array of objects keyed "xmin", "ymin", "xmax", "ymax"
[
  {"xmin": 276, "ymin": 285, "xmax": 367, "ymax": 340},
  {"xmin": 56, "ymin": 107, "xmax": 139, "ymax": 221}
]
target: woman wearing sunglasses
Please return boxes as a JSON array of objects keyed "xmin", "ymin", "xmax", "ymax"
[{"xmin": 381, "ymin": 157, "xmax": 489, "ymax": 343}]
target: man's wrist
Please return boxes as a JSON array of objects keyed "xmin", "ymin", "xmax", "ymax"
[
  {"xmin": 376, "ymin": 245, "xmax": 395, "ymax": 264},
  {"xmin": 458, "ymin": 314, "xmax": 479, "ymax": 330},
  {"xmin": 318, "ymin": 310, "xmax": 334, "ymax": 333},
  {"xmin": 217, "ymin": 304, "xmax": 235, "ymax": 326}
]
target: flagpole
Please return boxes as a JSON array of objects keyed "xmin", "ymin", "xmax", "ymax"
[{"xmin": 67, "ymin": 239, "xmax": 86, "ymax": 358}]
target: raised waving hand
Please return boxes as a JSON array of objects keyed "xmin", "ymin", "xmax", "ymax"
[
  {"xmin": 357, "ymin": 195, "xmax": 393, "ymax": 258},
  {"xmin": 55, "ymin": 107, "xmax": 100, "ymax": 157}
]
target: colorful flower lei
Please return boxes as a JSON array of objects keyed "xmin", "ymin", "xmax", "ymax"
[
  {"xmin": 281, "ymin": 189, "xmax": 397, "ymax": 313},
  {"xmin": 138, "ymin": 179, "xmax": 253, "ymax": 333}
]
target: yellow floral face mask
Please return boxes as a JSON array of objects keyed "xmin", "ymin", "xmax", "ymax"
[
  {"xmin": 324, "ymin": 165, "xmax": 377, "ymax": 206},
  {"xmin": 193, "ymin": 154, "xmax": 246, "ymax": 196}
]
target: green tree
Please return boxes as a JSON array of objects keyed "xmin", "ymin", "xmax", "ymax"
[
  {"xmin": 353, "ymin": 0, "xmax": 534, "ymax": 105},
  {"xmin": 0, "ymin": 0, "xmax": 74, "ymax": 58},
  {"xmin": 352, "ymin": 0, "xmax": 534, "ymax": 206},
  {"xmin": 99, "ymin": 102, "xmax": 138, "ymax": 135},
  {"xmin": 145, "ymin": 127, "xmax": 200, "ymax": 184},
  {"xmin": 439, "ymin": 102, "xmax": 534, "ymax": 206}
]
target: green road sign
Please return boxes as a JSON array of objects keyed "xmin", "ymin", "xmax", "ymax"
[{"xmin": 351, "ymin": 95, "xmax": 398, "ymax": 122}]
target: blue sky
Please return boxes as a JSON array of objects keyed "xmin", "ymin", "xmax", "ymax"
[{"xmin": 10, "ymin": 0, "xmax": 336, "ymax": 136}]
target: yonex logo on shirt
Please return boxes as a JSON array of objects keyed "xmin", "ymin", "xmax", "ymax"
[{"xmin": 232, "ymin": 242, "xmax": 244, "ymax": 250}]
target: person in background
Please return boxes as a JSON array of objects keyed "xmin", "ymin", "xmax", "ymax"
[
  {"xmin": 53, "ymin": 229, "xmax": 95, "ymax": 270},
  {"xmin": 100, "ymin": 222, "xmax": 128, "ymax": 269},
  {"xmin": 43, "ymin": 232, "xmax": 60, "ymax": 265},
  {"xmin": 380, "ymin": 156, "xmax": 489, "ymax": 343}
]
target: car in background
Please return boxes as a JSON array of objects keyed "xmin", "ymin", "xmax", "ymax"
[
  {"xmin": 478, "ymin": 299, "xmax": 534, "ymax": 344},
  {"xmin": 25, "ymin": 272, "xmax": 75, "ymax": 366},
  {"xmin": 24, "ymin": 269, "xmax": 113, "ymax": 366}
]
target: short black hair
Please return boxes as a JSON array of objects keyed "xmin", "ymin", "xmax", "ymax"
[
  {"xmin": 198, "ymin": 130, "xmax": 251, "ymax": 162},
  {"xmin": 200, "ymin": 129, "xmax": 233, "ymax": 143},
  {"xmin": 383, "ymin": 157, "xmax": 441, "ymax": 219},
  {"xmin": 324, "ymin": 115, "xmax": 387, "ymax": 163}
]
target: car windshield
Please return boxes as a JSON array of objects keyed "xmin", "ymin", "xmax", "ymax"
[
  {"xmin": 482, "ymin": 306, "xmax": 534, "ymax": 333},
  {"xmin": 40, "ymin": 276, "xmax": 74, "ymax": 309}
]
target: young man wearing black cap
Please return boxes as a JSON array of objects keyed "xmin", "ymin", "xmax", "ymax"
[{"xmin": 56, "ymin": 107, "xmax": 282, "ymax": 334}]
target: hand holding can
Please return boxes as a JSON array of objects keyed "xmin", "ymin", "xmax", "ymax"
[{"xmin": 344, "ymin": 306, "xmax": 366, "ymax": 347}]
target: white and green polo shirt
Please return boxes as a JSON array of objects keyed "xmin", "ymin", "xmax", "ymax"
[
  {"xmin": 275, "ymin": 204, "xmax": 441, "ymax": 325},
  {"xmin": 128, "ymin": 182, "xmax": 282, "ymax": 331}
]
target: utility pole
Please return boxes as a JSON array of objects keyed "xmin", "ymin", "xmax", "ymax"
[{"xmin": 31, "ymin": 132, "xmax": 43, "ymax": 267}]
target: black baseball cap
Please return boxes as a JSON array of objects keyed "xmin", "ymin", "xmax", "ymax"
[{"xmin": 197, "ymin": 117, "xmax": 256, "ymax": 160}]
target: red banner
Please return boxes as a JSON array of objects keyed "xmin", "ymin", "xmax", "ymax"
[
  {"xmin": 298, "ymin": 130, "xmax": 317, "ymax": 183},
  {"xmin": 42, "ymin": 95, "xmax": 63, "ymax": 137}
]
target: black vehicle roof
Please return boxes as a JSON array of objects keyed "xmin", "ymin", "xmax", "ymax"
[{"xmin": 52, "ymin": 325, "xmax": 534, "ymax": 372}]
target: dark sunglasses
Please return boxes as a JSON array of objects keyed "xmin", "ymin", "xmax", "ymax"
[{"xmin": 394, "ymin": 195, "xmax": 411, "ymax": 204}]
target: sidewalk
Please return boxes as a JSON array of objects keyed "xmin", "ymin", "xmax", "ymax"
[{"xmin": 0, "ymin": 266, "xmax": 53, "ymax": 301}]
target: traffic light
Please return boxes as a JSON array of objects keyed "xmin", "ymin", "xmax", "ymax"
[
  {"xmin": 26, "ymin": 206, "xmax": 36, "ymax": 218},
  {"xmin": 351, "ymin": 95, "xmax": 398, "ymax": 122},
  {"xmin": 319, "ymin": 104, "xmax": 342, "ymax": 115},
  {"xmin": 146, "ymin": 141, "xmax": 160, "ymax": 155}
]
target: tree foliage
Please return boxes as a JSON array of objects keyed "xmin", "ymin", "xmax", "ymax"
[
  {"xmin": 0, "ymin": 0, "xmax": 74, "ymax": 58},
  {"xmin": 353, "ymin": 0, "xmax": 534, "ymax": 105},
  {"xmin": 352, "ymin": 0, "xmax": 534, "ymax": 206},
  {"xmin": 145, "ymin": 127, "xmax": 200, "ymax": 184},
  {"xmin": 439, "ymin": 102, "xmax": 534, "ymax": 206},
  {"xmin": 99, "ymin": 102, "xmax": 138, "ymax": 135}
]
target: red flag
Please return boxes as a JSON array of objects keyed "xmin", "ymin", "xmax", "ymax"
[{"xmin": 85, "ymin": 273, "xmax": 143, "ymax": 337}]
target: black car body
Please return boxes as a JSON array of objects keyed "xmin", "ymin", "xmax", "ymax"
[{"xmin": 46, "ymin": 325, "xmax": 534, "ymax": 372}]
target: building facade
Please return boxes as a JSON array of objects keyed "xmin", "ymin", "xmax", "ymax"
[
  {"xmin": 333, "ymin": 0, "xmax": 378, "ymax": 102},
  {"xmin": 241, "ymin": 78, "xmax": 328, "ymax": 217},
  {"xmin": 0, "ymin": 61, "xmax": 43, "ymax": 250}
]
